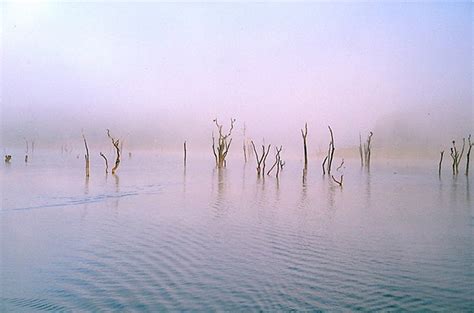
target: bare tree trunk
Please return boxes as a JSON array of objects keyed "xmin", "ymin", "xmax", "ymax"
[
  {"xmin": 455, "ymin": 138, "xmax": 465, "ymax": 174},
  {"xmin": 100, "ymin": 152, "xmax": 108, "ymax": 174},
  {"xmin": 336, "ymin": 158, "xmax": 345, "ymax": 171},
  {"xmin": 24, "ymin": 138, "xmax": 29, "ymax": 163},
  {"xmin": 365, "ymin": 132, "xmax": 373, "ymax": 168},
  {"xmin": 184, "ymin": 140, "xmax": 187, "ymax": 166},
  {"xmin": 438, "ymin": 150, "xmax": 444, "ymax": 177},
  {"xmin": 326, "ymin": 126, "xmax": 335, "ymax": 174},
  {"xmin": 251, "ymin": 140, "xmax": 271, "ymax": 176},
  {"xmin": 262, "ymin": 144, "xmax": 271, "ymax": 175},
  {"xmin": 301, "ymin": 123, "xmax": 308, "ymax": 169},
  {"xmin": 212, "ymin": 118, "xmax": 235, "ymax": 168},
  {"xmin": 243, "ymin": 124, "xmax": 247, "ymax": 163},
  {"xmin": 82, "ymin": 134, "xmax": 90, "ymax": 177},
  {"xmin": 466, "ymin": 135, "xmax": 472, "ymax": 176},
  {"xmin": 331, "ymin": 174, "xmax": 343, "ymax": 187},
  {"xmin": 267, "ymin": 146, "xmax": 282, "ymax": 176},
  {"xmin": 107, "ymin": 129, "xmax": 120, "ymax": 174},
  {"xmin": 322, "ymin": 155, "xmax": 328, "ymax": 175},
  {"xmin": 450, "ymin": 139, "xmax": 463, "ymax": 175}
]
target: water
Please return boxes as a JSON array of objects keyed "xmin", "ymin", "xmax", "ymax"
[{"xmin": 1, "ymin": 152, "xmax": 472, "ymax": 311}]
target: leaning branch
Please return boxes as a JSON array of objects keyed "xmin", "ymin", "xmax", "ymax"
[{"xmin": 107, "ymin": 129, "xmax": 121, "ymax": 174}]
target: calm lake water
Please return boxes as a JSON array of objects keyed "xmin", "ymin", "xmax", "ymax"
[{"xmin": 1, "ymin": 152, "xmax": 472, "ymax": 311}]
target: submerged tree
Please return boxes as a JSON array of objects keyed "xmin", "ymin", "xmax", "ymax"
[
  {"xmin": 438, "ymin": 150, "xmax": 444, "ymax": 177},
  {"xmin": 100, "ymin": 152, "xmax": 108, "ymax": 174},
  {"xmin": 212, "ymin": 118, "xmax": 236, "ymax": 168},
  {"xmin": 450, "ymin": 138, "xmax": 465, "ymax": 175},
  {"xmin": 322, "ymin": 126, "xmax": 335, "ymax": 175},
  {"xmin": 301, "ymin": 123, "xmax": 308, "ymax": 169},
  {"xmin": 267, "ymin": 145, "xmax": 283, "ymax": 178},
  {"xmin": 107, "ymin": 129, "xmax": 121, "ymax": 174},
  {"xmin": 251, "ymin": 140, "xmax": 271, "ymax": 176},
  {"xmin": 332, "ymin": 159, "xmax": 344, "ymax": 187},
  {"xmin": 331, "ymin": 174, "xmax": 343, "ymax": 187},
  {"xmin": 466, "ymin": 135, "xmax": 472, "ymax": 176},
  {"xmin": 183, "ymin": 140, "xmax": 187, "ymax": 166},
  {"xmin": 359, "ymin": 131, "xmax": 373, "ymax": 168},
  {"xmin": 82, "ymin": 133, "xmax": 90, "ymax": 177},
  {"xmin": 24, "ymin": 138, "xmax": 29, "ymax": 163},
  {"xmin": 243, "ymin": 124, "xmax": 247, "ymax": 163}
]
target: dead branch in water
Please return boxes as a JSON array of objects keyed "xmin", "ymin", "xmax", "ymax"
[
  {"xmin": 251, "ymin": 140, "xmax": 271, "ymax": 176},
  {"xmin": 107, "ymin": 129, "xmax": 120, "ymax": 174},
  {"xmin": 243, "ymin": 124, "xmax": 247, "ymax": 163},
  {"xmin": 100, "ymin": 152, "xmax": 108, "ymax": 174},
  {"xmin": 82, "ymin": 133, "xmax": 90, "ymax": 177},
  {"xmin": 331, "ymin": 174, "xmax": 343, "ymax": 187},
  {"xmin": 364, "ymin": 132, "xmax": 373, "ymax": 168},
  {"xmin": 438, "ymin": 151, "xmax": 444, "ymax": 177},
  {"xmin": 326, "ymin": 126, "xmax": 335, "ymax": 174},
  {"xmin": 336, "ymin": 158, "xmax": 345, "ymax": 171},
  {"xmin": 267, "ymin": 145, "xmax": 283, "ymax": 177},
  {"xmin": 212, "ymin": 118, "xmax": 235, "ymax": 168},
  {"xmin": 322, "ymin": 155, "xmax": 328, "ymax": 175},
  {"xmin": 24, "ymin": 138, "xmax": 29, "ymax": 163},
  {"xmin": 450, "ymin": 138, "xmax": 465, "ymax": 175},
  {"xmin": 466, "ymin": 135, "xmax": 472, "ymax": 176},
  {"xmin": 301, "ymin": 123, "xmax": 308, "ymax": 169},
  {"xmin": 183, "ymin": 140, "xmax": 187, "ymax": 166}
]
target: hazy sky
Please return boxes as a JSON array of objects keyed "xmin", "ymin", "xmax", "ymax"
[{"xmin": 1, "ymin": 1, "xmax": 472, "ymax": 154}]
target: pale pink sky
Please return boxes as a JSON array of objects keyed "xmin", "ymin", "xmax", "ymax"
[{"xmin": 1, "ymin": 2, "xmax": 472, "ymax": 153}]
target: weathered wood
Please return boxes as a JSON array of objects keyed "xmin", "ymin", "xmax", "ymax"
[{"xmin": 107, "ymin": 129, "xmax": 120, "ymax": 174}]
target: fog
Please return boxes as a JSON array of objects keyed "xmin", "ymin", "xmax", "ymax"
[{"xmin": 1, "ymin": 2, "xmax": 472, "ymax": 157}]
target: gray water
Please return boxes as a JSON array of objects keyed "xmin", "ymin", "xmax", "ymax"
[{"xmin": 1, "ymin": 152, "xmax": 473, "ymax": 311}]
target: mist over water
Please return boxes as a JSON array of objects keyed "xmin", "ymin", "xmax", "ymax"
[{"xmin": 1, "ymin": 2, "xmax": 472, "ymax": 155}]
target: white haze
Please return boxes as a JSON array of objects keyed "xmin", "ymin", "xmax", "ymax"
[{"xmin": 1, "ymin": 2, "xmax": 472, "ymax": 158}]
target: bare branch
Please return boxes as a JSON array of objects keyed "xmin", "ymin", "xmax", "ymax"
[
  {"xmin": 331, "ymin": 174, "xmax": 343, "ymax": 187},
  {"xmin": 100, "ymin": 152, "xmax": 108, "ymax": 174}
]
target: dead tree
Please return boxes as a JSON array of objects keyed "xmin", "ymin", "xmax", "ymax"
[
  {"xmin": 243, "ymin": 124, "xmax": 247, "ymax": 163},
  {"xmin": 359, "ymin": 131, "xmax": 373, "ymax": 168},
  {"xmin": 267, "ymin": 145, "xmax": 283, "ymax": 177},
  {"xmin": 251, "ymin": 140, "xmax": 271, "ymax": 176},
  {"xmin": 438, "ymin": 151, "xmax": 444, "ymax": 177},
  {"xmin": 322, "ymin": 126, "xmax": 335, "ymax": 175},
  {"xmin": 107, "ymin": 129, "xmax": 121, "ymax": 174},
  {"xmin": 4, "ymin": 155, "xmax": 12, "ymax": 163},
  {"xmin": 322, "ymin": 156, "xmax": 328, "ymax": 175},
  {"xmin": 212, "ymin": 118, "xmax": 235, "ymax": 168},
  {"xmin": 450, "ymin": 138, "xmax": 465, "ymax": 175},
  {"xmin": 336, "ymin": 158, "xmax": 345, "ymax": 171},
  {"xmin": 466, "ymin": 135, "xmax": 472, "ymax": 176},
  {"xmin": 183, "ymin": 140, "xmax": 187, "ymax": 166},
  {"xmin": 301, "ymin": 123, "xmax": 308, "ymax": 169},
  {"xmin": 82, "ymin": 134, "xmax": 90, "ymax": 177},
  {"xmin": 331, "ymin": 174, "xmax": 343, "ymax": 187},
  {"xmin": 24, "ymin": 138, "xmax": 29, "ymax": 163},
  {"xmin": 332, "ymin": 159, "xmax": 344, "ymax": 186},
  {"xmin": 100, "ymin": 152, "xmax": 108, "ymax": 174}
]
